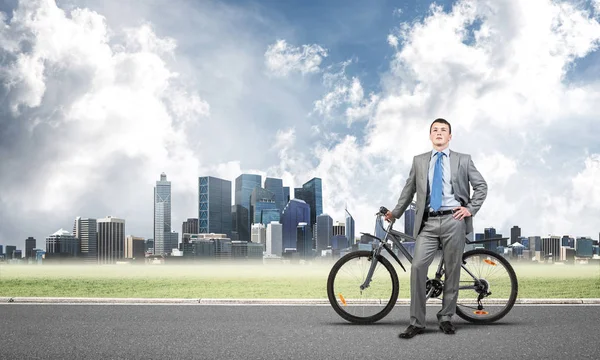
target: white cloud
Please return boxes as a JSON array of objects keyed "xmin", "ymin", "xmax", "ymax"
[
  {"xmin": 264, "ymin": 39, "xmax": 328, "ymax": 77},
  {"xmin": 2, "ymin": 0, "xmax": 600, "ymax": 251},
  {"xmin": 314, "ymin": 0, "xmax": 600, "ymax": 238},
  {"xmin": 0, "ymin": 0, "xmax": 206, "ymax": 235},
  {"xmin": 313, "ymin": 62, "xmax": 379, "ymax": 125},
  {"xmin": 387, "ymin": 34, "xmax": 399, "ymax": 48}
]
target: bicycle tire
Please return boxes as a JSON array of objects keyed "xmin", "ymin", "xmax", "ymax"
[
  {"xmin": 327, "ymin": 250, "xmax": 399, "ymax": 324},
  {"xmin": 455, "ymin": 249, "xmax": 518, "ymax": 324}
]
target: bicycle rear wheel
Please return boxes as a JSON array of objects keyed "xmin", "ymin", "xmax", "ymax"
[
  {"xmin": 327, "ymin": 250, "xmax": 399, "ymax": 324},
  {"xmin": 455, "ymin": 249, "xmax": 518, "ymax": 324}
]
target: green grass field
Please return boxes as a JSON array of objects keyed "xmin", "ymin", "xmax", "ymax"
[{"xmin": 0, "ymin": 262, "xmax": 599, "ymax": 298}]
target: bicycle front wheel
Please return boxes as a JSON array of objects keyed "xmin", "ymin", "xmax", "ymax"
[
  {"xmin": 327, "ymin": 250, "xmax": 399, "ymax": 324},
  {"xmin": 455, "ymin": 249, "xmax": 518, "ymax": 324}
]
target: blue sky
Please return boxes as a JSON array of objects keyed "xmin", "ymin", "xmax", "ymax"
[{"xmin": 1, "ymin": 0, "xmax": 600, "ymax": 251}]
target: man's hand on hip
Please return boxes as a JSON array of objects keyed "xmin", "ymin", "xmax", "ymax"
[{"xmin": 452, "ymin": 206, "xmax": 471, "ymax": 220}]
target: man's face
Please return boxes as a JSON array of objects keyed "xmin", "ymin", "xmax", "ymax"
[{"xmin": 429, "ymin": 122, "xmax": 452, "ymax": 148}]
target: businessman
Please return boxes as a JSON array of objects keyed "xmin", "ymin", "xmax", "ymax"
[{"xmin": 385, "ymin": 118, "xmax": 487, "ymax": 338}]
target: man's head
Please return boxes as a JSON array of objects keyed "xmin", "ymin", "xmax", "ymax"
[{"xmin": 429, "ymin": 118, "xmax": 452, "ymax": 149}]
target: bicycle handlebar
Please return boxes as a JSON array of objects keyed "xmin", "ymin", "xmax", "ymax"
[{"xmin": 376, "ymin": 206, "xmax": 389, "ymax": 216}]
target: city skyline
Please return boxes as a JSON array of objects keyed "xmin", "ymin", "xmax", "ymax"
[
  {"xmin": 2, "ymin": 0, "xmax": 600, "ymax": 254},
  {"xmin": 1, "ymin": 169, "xmax": 599, "ymax": 253}
]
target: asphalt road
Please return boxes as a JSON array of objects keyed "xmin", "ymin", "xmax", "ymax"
[{"xmin": 0, "ymin": 304, "xmax": 598, "ymax": 360}]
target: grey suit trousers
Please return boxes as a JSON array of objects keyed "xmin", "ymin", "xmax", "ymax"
[{"xmin": 409, "ymin": 212, "xmax": 466, "ymax": 328}]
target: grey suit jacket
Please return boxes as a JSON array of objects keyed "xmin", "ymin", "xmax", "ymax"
[{"xmin": 391, "ymin": 150, "xmax": 487, "ymax": 238}]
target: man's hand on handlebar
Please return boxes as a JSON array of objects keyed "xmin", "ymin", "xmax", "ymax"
[{"xmin": 384, "ymin": 210, "xmax": 394, "ymax": 222}]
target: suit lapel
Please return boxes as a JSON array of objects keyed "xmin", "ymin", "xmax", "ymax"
[
  {"xmin": 449, "ymin": 150, "xmax": 459, "ymax": 183},
  {"xmin": 420, "ymin": 152, "xmax": 430, "ymax": 190}
]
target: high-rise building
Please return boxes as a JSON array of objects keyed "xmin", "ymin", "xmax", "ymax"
[
  {"xmin": 316, "ymin": 214, "xmax": 333, "ymax": 251},
  {"xmin": 266, "ymin": 221, "xmax": 283, "ymax": 256},
  {"xmin": 404, "ymin": 203, "xmax": 416, "ymax": 237},
  {"xmin": 125, "ymin": 236, "xmax": 145, "ymax": 259},
  {"xmin": 484, "ymin": 227, "xmax": 502, "ymax": 251},
  {"xmin": 575, "ymin": 237, "xmax": 593, "ymax": 258},
  {"xmin": 283, "ymin": 187, "xmax": 290, "ymax": 204},
  {"xmin": 166, "ymin": 231, "xmax": 179, "ymax": 253},
  {"xmin": 0, "ymin": 245, "xmax": 3, "ymax": 257},
  {"xmin": 281, "ymin": 199, "xmax": 310, "ymax": 251},
  {"xmin": 541, "ymin": 236, "xmax": 561, "ymax": 262},
  {"xmin": 145, "ymin": 239, "xmax": 154, "ymax": 253},
  {"xmin": 333, "ymin": 221, "xmax": 345, "ymax": 237},
  {"xmin": 251, "ymin": 223, "xmax": 267, "ymax": 249},
  {"xmin": 46, "ymin": 229, "xmax": 79, "ymax": 257},
  {"xmin": 510, "ymin": 226, "xmax": 521, "ymax": 246},
  {"xmin": 250, "ymin": 187, "xmax": 277, "ymax": 225},
  {"xmin": 154, "ymin": 173, "xmax": 171, "ymax": 255},
  {"xmin": 345, "ymin": 208, "xmax": 355, "ymax": 246},
  {"xmin": 199, "ymin": 176, "xmax": 232, "ymax": 237},
  {"xmin": 264, "ymin": 177, "xmax": 285, "ymax": 213},
  {"xmin": 331, "ymin": 235, "xmax": 349, "ymax": 250},
  {"xmin": 73, "ymin": 217, "xmax": 97, "ymax": 262},
  {"xmin": 294, "ymin": 178, "xmax": 322, "ymax": 231},
  {"xmin": 5, "ymin": 245, "xmax": 16, "ymax": 259},
  {"xmin": 25, "ymin": 237, "xmax": 36, "ymax": 259},
  {"xmin": 182, "ymin": 218, "xmax": 199, "ymax": 235},
  {"xmin": 235, "ymin": 174, "xmax": 262, "ymax": 241},
  {"xmin": 561, "ymin": 235, "xmax": 574, "ymax": 248},
  {"xmin": 97, "ymin": 216, "xmax": 125, "ymax": 264},
  {"xmin": 297, "ymin": 222, "xmax": 313, "ymax": 259},
  {"xmin": 261, "ymin": 209, "xmax": 280, "ymax": 225},
  {"xmin": 231, "ymin": 204, "xmax": 247, "ymax": 241}
]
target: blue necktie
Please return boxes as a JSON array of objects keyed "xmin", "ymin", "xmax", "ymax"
[{"xmin": 430, "ymin": 152, "xmax": 444, "ymax": 211}]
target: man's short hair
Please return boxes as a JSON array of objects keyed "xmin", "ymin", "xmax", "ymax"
[{"xmin": 430, "ymin": 118, "xmax": 452, "ymax": 134}]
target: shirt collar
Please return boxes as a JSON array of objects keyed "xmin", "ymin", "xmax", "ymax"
[{"xmin": 431, "ymin": 147, "xmax": 450, "ymax": 158}]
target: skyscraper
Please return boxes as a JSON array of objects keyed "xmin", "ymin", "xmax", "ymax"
[
  {"xmin": 264, "ymin": 177, "xmax": 285, "ymax": 213},
  {"xmin": 5, "ymin": 245, "xmax": 16, "ymax": 259},
  {"xmin": 484, "ymin": 227, "xmax": 501, "ymax": 251},
  {"xmin": 250, "ymin": 187, "xmax": 277, "ymax": 225},
  {"xmin": 234, "ymin": 174, "xmax": 262, "ymax": 241},
  {"xmin": 97, "ymin": 216, "xmax": 125, "ymax": 264},
  {"xmin": 182, "ymin": 218, "xmax": 199, "ymax": 235},
  {"xmin": 283, "ymin": 187, "xmax": 290, "ymax": 204},
  {"xmin": 294, "ymin": 178, "xmax": 322, "ymax": 230},
  {"xmin": 316, "ymin": 214, "xmax": 333, "ymax": 251},
  {"xmin": 280, "ymin": 199, "xmax": 310, "ymax": 250},
  {"xmin": 345, "ymin": 208, "xmax": 355, "ymax": 246},
  {"xmin": 266, "ymin": 221, "xmax": 283, "ymax": 256},
  {"xmin": 251, "ymin": 223, "xmax": 266, "ymax": 249},
  {"xmin": 25, "ymin": 237, "xmax": 36, "ymax": 259},
  {"xmin": 199, "ymin": 176, "xmax": 232, "ymax": 237},
  {"xmin": 165, "ymin": 231, "xmax": 179, "ymax": 253},
  {"xmin": 333, "ymin": 221, "xmax": 345, "ymax": 237},
  {"xmin": 296, "ymin": 222, "xmax": 313, "ymax": 259},
  {"xmin": 510, "ymin": 226, "xmax": 521, "ymax": 246},
  {"xmin": 541, "ymin": 235, "xmax": 561, "ymax": 262},
  {"xmin": 261, "ymin": 209, "xmax": 280, "ymax": 225},
  {"xmin": 73, "ymin": 217, "xmax": 97, "ymax": 263},
  {"xmin": 46, "ymin": 229, "xmax": 79, "ymax": 257},
  {"xmin": 404, "ymin": 202, "xmax": 416, "ymax": 237},
  {"xmin": 154, "ymin": 173, "xmax": 171, "ymax": 255},
  {"xmin": 125, "ymin": 236, "xmax": 145, "ymax": 259}
]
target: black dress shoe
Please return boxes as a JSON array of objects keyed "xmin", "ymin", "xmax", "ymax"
[
  {"xmin": 439, "ymin": 321, "xmax": 456, "ymax": 334},
  {"xmin": 398, "ymin": 325, "xmax": 425, "ymax": 339}
]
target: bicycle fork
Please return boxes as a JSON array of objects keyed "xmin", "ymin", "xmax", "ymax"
[{"xmin": 360, "ymin": 246, "xmax": 383, "ymax": 291}]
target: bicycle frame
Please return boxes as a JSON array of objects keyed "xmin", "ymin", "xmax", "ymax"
[{"xmin": 360, "ymin": 215, "xmax": 507, "ymax": 301}]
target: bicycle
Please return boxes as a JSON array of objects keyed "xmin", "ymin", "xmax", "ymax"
[{"xmin": 327, "ymin": 206, "xmax": 518, "ymax": 324}]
